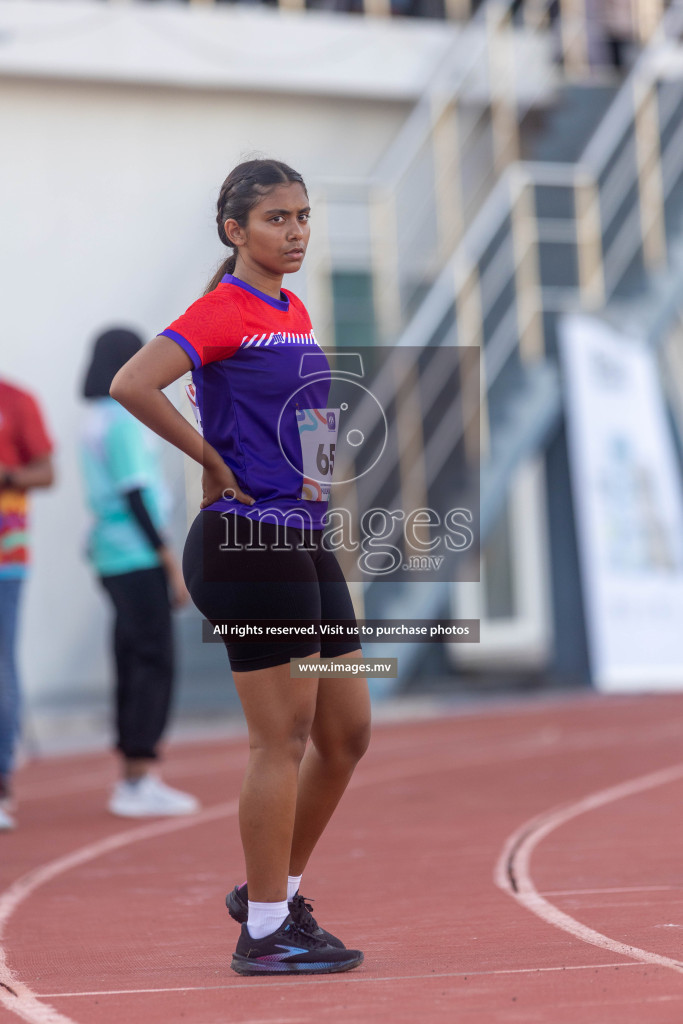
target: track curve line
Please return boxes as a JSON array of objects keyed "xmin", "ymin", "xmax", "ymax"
[
  {"xmin": 0, "ymin": 799, "xmax": 240, "ymax": 1024},
  {"xmin": 0, "ymin": 749, "xmax": 482, "ymax": 1024},
  {"xmin": 494, "ymin": 761, "xmax": 683, "ymax": 975}
]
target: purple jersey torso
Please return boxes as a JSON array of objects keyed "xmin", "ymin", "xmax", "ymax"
[{"xmin": 161, "ymin": 275, "xmax": 334, "ymax": 528}]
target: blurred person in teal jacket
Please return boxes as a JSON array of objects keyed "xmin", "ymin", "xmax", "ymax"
[{"xmin": 80, "ymin": 328, "xmax": 199, "ymax": 818}]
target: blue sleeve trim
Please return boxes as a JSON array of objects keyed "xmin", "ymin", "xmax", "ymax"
[{"xmin": 160, "ymin": 329, "xmax": 201, "ymax": 369}]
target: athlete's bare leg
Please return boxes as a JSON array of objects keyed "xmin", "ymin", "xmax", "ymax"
[
  {"xmin": 233, "ymin": 650, "xmax": 370, "ymax": 901},
  {"xmin": 123, "ymin": 757, "xmax": 155, "ymax": 781},
  {"xmin": 232, "ymin": 654, "xmax": 319, "ymax": 903},
  {"xmin": 288, "ymin": 650, "xmax": 371, "ymax": 877}
]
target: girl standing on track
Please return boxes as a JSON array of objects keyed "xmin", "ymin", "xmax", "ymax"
[{"xmin": 111, "ymin": 158, "xmax": 371, "ymax": 976}]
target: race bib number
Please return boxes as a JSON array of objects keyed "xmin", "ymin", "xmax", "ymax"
[{"xmin": 297, "ymin": 408, "xmax": 339, "ymax": 501}]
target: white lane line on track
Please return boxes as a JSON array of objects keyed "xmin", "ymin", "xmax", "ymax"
[
  {"xmin": 494, "ymin": 762, "xmax": 683, "ymax": 975},
  {"xmin": 0, "ymin": 752, "xmax": 475, "ymax": 1024},
  {"xmin": 14, "ymin": 751, "xmax": 249, "ymax": 802},
  {"xmin": 4, "ymin": 746, "xmax": 683, "ymax": 1023},
  {"xmin": 13, "ymin": 729, "xmax": 434, "ymax": 801},
  {"xmin": 15, "ymin": 728, "xmax": 433, "ymax": 802},
  {"xmin": 9, "ymin": 731, "xmax": 555, "ymax": 804},
  {"xmin": 16, "ymin": 718, "xmax": 683, "ymax": 803},
  {"xmin": 37, "ymin": 961, "xmax": 645, "ymax": 997},
  {"xmin": 0, "ymin": 800, "xmax": 239, "ymax": 1024}
]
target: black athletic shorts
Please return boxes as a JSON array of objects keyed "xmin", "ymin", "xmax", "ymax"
[{"xmin": 182, "ymin": 510, "xmax": 362, "ymax": 673}]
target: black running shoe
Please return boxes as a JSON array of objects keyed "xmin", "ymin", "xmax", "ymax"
[
  {"xmin": 231, "ymin": 914, "xmax": 363, "ymax": 975},
  {"xmin": 226, "ymin": 882, "xmax": 346, "ymax": 948}
]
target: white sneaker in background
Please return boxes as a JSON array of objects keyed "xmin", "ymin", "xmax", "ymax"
[
  {"xmin": 0, "ymin": 801, "xmax": 16, "ymax": 830},
  {"xmin": 108, "ymin": 775, "xmax": 200, "ymax": 818}
]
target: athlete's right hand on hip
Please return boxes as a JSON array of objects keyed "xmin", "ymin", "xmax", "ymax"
[{"xmin": 200, "ymin": 463, "xmax": 255, "ymax": 509}]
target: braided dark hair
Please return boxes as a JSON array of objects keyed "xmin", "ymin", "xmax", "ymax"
[{"xmin": 204, "ymin": 158, "xmax": 308, "ymax": 294}]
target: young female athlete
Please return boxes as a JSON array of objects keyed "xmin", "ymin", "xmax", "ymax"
[{"xmin": 110, "ymin": 158, "xmax": 371, "ymax": 975}]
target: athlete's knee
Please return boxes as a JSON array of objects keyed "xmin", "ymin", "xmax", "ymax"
[
  {"xmin": 249, "ymin": 734, "xmax": 309, "ymax": 765},
  {"xmin": 315, "ymin": 720, "xmax": 371, "ymax": 767},
  {"xmin": 345, "ymin": 721, "xmax": 371, "ymax": 763},
  {"xmin": 249, "ymin": 712, "xmax": 316, "ymax": 764}
]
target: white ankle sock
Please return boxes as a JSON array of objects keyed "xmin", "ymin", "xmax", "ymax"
[
  {"xmin": 287, "ymin": 874, "xmax": 303, "ymax": 902},
  {"xmin": 247, "ymin": 900, "xmax": 289, "ymax": 940}
]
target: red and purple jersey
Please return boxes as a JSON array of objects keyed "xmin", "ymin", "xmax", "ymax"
[{"xmin": 161, "ymin": 275, "xmax": 334, "ymax": 529}]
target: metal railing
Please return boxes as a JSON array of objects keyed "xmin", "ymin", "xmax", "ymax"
[
  {"xmin": 78, "ymin": 0, "xmax": 506, "ymax": 19},
  {"xmin": 99, "ymin": 0, "xmax": 666, "ymax": 49},
  {"xmin": 306, "ymin": 0, "xmax": 568, "ymax": 348},
  {"xmin": 322, "ymin": 0, "xmax": 683, "ymax": 629}
]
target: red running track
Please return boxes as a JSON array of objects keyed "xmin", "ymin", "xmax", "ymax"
[{"xmin": 3, "ymin": 693, "xmax": 683, "ymax": 1024}]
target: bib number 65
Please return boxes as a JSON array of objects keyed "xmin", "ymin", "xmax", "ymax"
[{"xmin": 317, "ymin": 442, "xmax": 336, "ymax": 477}]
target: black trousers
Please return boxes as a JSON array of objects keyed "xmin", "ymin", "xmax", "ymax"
[{"xmin": 100, "ymin": 567, "xmax": 174, "ymax": 761}]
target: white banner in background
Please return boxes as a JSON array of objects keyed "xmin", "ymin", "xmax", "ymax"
[{"xmin": 560, "ymin": 314, "xmax": 683, "ymax": 691}]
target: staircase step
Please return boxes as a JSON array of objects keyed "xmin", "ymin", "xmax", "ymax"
[{"xmin": 526, "ymin": 82, "xmax": 619, "ymax": 163}]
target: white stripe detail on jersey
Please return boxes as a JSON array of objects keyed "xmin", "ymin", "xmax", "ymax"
[{"xmin": 239, "ymin": 331, "xmax": 315, "ymax": 349}]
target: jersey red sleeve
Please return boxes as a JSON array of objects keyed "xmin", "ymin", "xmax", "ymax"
[
  {"xmin": 159, "ymin": 289, "xmax": 243, "ymax": 368},
  {"xmin": 16, "ymin": 391, "xmax": 53, "ymax": 464}
]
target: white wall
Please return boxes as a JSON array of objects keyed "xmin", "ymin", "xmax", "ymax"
[
  {"xmin": 0, "ymin": 0, "xmax": 461, "ymax": 99},
  {"xmin": 1, "ymin": 69, "xmax": 409, "ymax": 702}
]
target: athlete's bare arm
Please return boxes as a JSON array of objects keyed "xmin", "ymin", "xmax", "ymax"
[
  {"xmin": 0, "ymin": 455, "xmax": 54, "ymax": 490},
  {"xmin": 110, "ymin": 336, "xmax": 254, "ymax": 508}
]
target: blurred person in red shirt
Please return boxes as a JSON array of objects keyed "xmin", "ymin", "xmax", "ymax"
[{"xmin": 0, "ymin": 379, "xmax": 54, "ymax": 830}]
